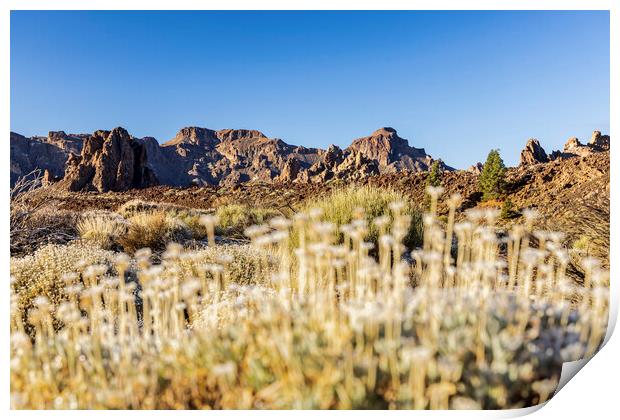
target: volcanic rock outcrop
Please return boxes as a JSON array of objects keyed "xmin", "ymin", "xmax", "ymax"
[
  {"xmin": 346, "ymin": 127, "xmax": 439, "ymax": 172},
  {"xmin": 159, "ymin": 127, "xmax": 323, "ymax": 186},
  {"xmin": 467, "ymin": 162, "xmax": 484, "ymax": 175},
  {"xmin": 10, "ymin": 131, "xmax": 86, "ymax": 185},
  {"xmin": 518, "ymin": 130, "xmax": 610, "ymax": 166},
  {"xmin": 558, "ymin": 131, "xmax": 610, "ymax": 159},
  {"xmin": 58, "ymin": 127, "xmax": 159, "ymax": 192},
  {"xmin": 588, "ymin": 130, "xmax": 610, "ymax": 150},
  {"xmin": 294, "ymin": 145, "xmax": 380, "ymax": 183},
  {"xmin": 519, "ymin": 139, "xmax": 549, "ymax": 166}
]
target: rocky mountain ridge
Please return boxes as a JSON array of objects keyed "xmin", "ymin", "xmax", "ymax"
[
  {"xmin": 11, "ymin": 126, "xmax": 609, "ymax": 192},
  {"xmin": 10, "ymin": 126, "xmax": 446, "ymax": 191}
]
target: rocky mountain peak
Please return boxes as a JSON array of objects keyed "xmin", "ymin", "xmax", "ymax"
[
  {"xmin": 564, "ymin": 136, "xmax": 582, "ymax": 151},
  {"xmin": 216, "ymin": 129, "xmax": 266, "ymax": 142},
  {"xmin": 165, "ymin": 126, "xmax": 219, "ymax": 147},
  {"xmin": 371, "ymin": 126, "xmax": 397, "ymax": 136},
  {"xmin": 48, "ymin": 130, "xmax": 68, "ymax": 139},
  {"xmin": 561, "ymin": 134, "xmax": 607, "ymax": 158},
  {"xmin": 346, "ymin": 127, "xmax": 429, "ymax": 171}
]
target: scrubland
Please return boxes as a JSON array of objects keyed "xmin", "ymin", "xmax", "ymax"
[{"xmin": 10, "ymin": 184, "xmax": 609, "ymax": 409}]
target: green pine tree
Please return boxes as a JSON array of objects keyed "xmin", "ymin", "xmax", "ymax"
[
  {"xmin": 478, "ymin": 149, "xmax": 506, "ymax": 200},
  {"xmin": 426, "ymin": 160, "xmax": 443, "ymax": 188}
]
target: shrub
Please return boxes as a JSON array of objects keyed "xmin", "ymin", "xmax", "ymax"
[
  {"xmin": 216, "ymin": 204, "xmax": 280, "ymax": 236},
  {"xmin": 169, "ymin": 244, "xmax": 275, "ymax": 286},
  {"xmin": 11, "ymin": 208, "xmax": 78, "ymax": 257},
  {"xmin": 76, "ymin": 210, "xmax": 129, "ymax": 250},
  {"xmin": 479, "ymin": 149, "xmax": 506, "ymax": 200},
  {"xmin": 10, "ymin": 243, "xmax": 116, "ymax": 333},
  {"xmin": 299, "ymin": 185, "xmax": 423, "ymax": 249},
  {"xmin": 500, "ymin": 199, "xmax": 519, "ymax": 219},
  {"xmin": 118, "ymin": 211, "xmax": 189, "ymax": 253},
  {"xmin": 10, "ymin": 172, "xmax": 78, "ymax": 256},
  {"xmin": 173, "ymin": 210, "xmax": 213, "ymax": 240}
]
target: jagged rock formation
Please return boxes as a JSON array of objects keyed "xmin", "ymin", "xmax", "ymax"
[
  {"xmin": 588, "ymin": 130, "xmax": 610, "ymax": 150},
  {"xmin": 154, "ymin": 126, "xmax": 438, "ymax": 186},
  {"xmin": 159, "ymin": 127, "xmax": 323, "ymax": 186},
  {"xmin": 10, "ymin": 131, "xmax": 86, "ymax": 185},
  {"xmin": 553, "ymin": 131, "xmax": 610, "ymax": 159},
  {"xmin": 11, "ymin": 125, "xmax": 443, "ymax": 190},
  {"xmin": 517, "ymin": 130, "xmax": 610, "ymax": 166},
  {"xmin": 519, "ymin": 139, "xmax": 549, "ymax": 166},
  {"xmin": 295, "ymin": 145, "xmax": 380, "ymax": 183},
  {"xmin": 41, "ymin": 169, "xmax": 61, "ymax": 187},
  {"xmin": 57, "ymin": 127, "xmax": 158, "ymax": 192},
  {"xmin": 346, "ymin": 127, "xmax": 440, "ymax": 172}
]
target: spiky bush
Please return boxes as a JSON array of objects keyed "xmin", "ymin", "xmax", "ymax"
[
  {"xmin": 10, "ymin": 172, "xmax": 78, "ymax": 256},
  {"xmin": 10, "ymin": 191, "xmax": 609, "ymax": 409}
]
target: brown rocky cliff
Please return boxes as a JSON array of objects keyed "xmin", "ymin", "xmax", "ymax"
[
  {"xmin": 58, "ymin": 127, "xmax": 158, "ymax": 192},
  {"xmin": 10, "ymin": 131, "xmax": 84, "ymax": 186}
]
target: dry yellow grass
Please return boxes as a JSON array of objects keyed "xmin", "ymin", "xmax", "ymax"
[
  {"xmin": 299, "ymin": 185, "xmax": 423, "ymax": 249},
  {"xmin": 215, "ymin": 203, "xmax": 280, "ymax": 236},
  {"xmin": 118, "ymin": 210, "xmax": 189, "ymax": 253},
  {"xmin": 76, "ymin": 210, "xmax": 128, "ymax": 249}
]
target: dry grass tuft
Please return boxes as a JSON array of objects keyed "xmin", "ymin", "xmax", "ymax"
[
  {"xmin": 300, "ymin": 185, "xmax": 423, "ymax": 249},
  {"xmin": 76, "ymin": 210, "xmax": 129, "ymax": 250},
  {"xmin": 216, "ymin": 204, "xmax": 280, "ymax": 237},
  {"xmin": 118, "ymin": 211, "xmax": 189, "ymax": 253}
]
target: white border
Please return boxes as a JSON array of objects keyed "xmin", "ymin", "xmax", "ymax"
[{"xmin": 2, "ymin": 1, "xmax": 617, "ymax": 419}]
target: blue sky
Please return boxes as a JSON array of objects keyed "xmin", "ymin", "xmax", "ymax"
[{"xmin": 11, "ymin": 10, "xmax": 609, "ymax": 168}]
